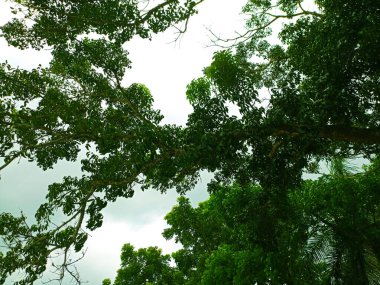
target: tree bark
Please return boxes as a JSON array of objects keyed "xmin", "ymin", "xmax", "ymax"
[{"xmin": 275, "ymin": 124, "xmax": 380, "ymax": 145}]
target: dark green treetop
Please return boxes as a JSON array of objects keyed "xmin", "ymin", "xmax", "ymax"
[
  {"xmin": 105, "ymin": 159, "xmax": 380, "ymax": 284},
  {"xmin": 112, "ymin": 243, "xmax": 184, "ymax": 285}
]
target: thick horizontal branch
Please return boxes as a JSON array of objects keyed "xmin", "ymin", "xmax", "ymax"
[
  {"xmin": 276, "ymin": 124, "xmax": 380, "ymax": 145},
  {"xmin": 318, "ymin": 125, "xmax": 380, "ymax": 144}
]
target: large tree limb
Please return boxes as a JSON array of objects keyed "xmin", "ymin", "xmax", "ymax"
[{"xmin": 274, "ymin": 124, "xmax": 380, "ymax": 145}]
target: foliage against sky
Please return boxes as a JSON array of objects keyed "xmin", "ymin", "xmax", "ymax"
[
  {"xmin": 0, "ymin": 0, "xmax": 379, "ymax": 284},
  {"xmin": 107, "ymin": 162, "xmax": 379, "ymax": 284}
]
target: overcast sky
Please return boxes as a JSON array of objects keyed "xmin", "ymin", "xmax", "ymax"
[{"xmin": 0, "ymin": 1, "xmax": 247, "ymax": 284}]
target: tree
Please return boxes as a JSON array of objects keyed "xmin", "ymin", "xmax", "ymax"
[
  {"xmin": 111, "ymin": 243, "xmax": 183, "ymax": 285},
  {"xmin": 105, "ymin": 159, "xmax": 380, "ymax": 284},
  {"xmin": 0, "ymin": 0, "xmax": 379, "ymax": 283},
  {"xmin": 290, "ymin": 159, "xmax": 380, "ymax": 284},
  {"xmin": 185, "ymin": 0, "xmax": 380, "ymax": 189},
  {"xmin": 0, "ymin": 0, "xmax": 205, "ymax": 283}
]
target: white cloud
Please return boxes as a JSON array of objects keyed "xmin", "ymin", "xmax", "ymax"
[{"xmin": 78, "ymin": 215, "xmax": 182, "ymax": 283}]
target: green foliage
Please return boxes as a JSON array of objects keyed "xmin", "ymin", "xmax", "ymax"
[
  {"xmin": 1, "ymin": 0, "xmax": 203, "ymax": 47},
  {"xmin": 106, "ymin": 161, "xmax": 380, "ymax": 284},
  {"xmin": 1, "ymin": 0, "xmax": 380, "ymax": 283},
  {"xmin": 0, "ymin": 0, "xmax": 205, "ymax": 283},
  {"xmin": 109, "ymin": 243, "xmax": 183, "ymax": 285},
  {"xmin": 289, "ymin": 160, "xmax": 380, "ymax": 284}
]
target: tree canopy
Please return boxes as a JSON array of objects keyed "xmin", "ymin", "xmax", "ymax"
[
  {"xmin": 0, "ymin": 0, "xmax": 379, "ymax": 284},
  {"xmin": 106, "ymin": 160, "xmax": 380, "ymax": 284}
]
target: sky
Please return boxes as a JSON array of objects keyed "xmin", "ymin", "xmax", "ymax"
[{"xmin": 0, "ymin": 0, "xmax": 248, "ymax": 284}]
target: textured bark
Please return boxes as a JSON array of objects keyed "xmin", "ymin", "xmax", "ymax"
[{"xmin": 318, "ymin": 125, "xmax": 380, "ymax": 144}]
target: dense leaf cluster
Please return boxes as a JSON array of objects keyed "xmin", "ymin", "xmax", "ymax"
[{"xmin": 106, "ymin": 160, "xmax": 380, "ymax": 284}]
